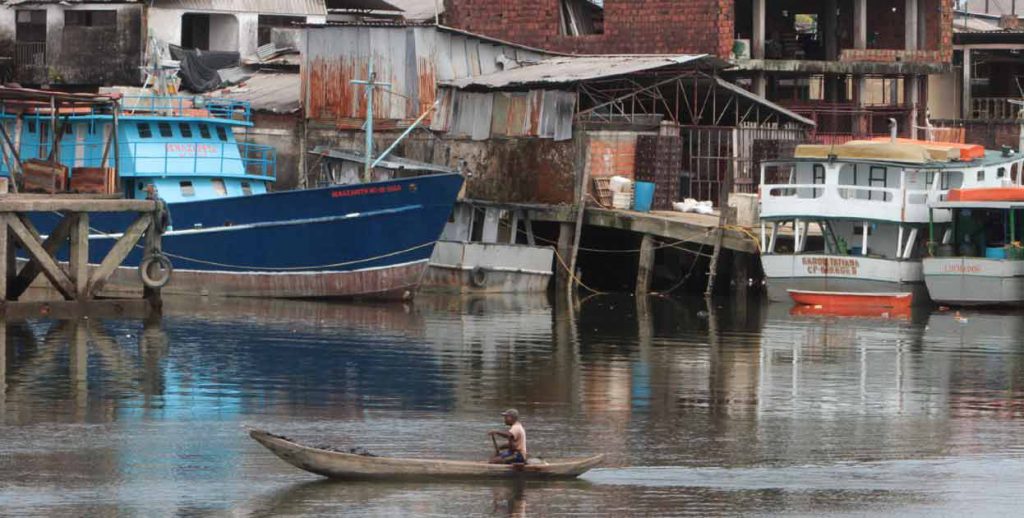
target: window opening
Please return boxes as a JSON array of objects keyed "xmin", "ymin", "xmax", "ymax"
[
  {"xmin": 65, "ymin": 10, "xmax": 116, "ymax": 27},
  {"xmin": 559, "ymin": 0, "xmax": 603, "ymax": 36},
  {"xmin": 158, "ymin": 122, "xmax": 173, "ymax": 138},
  {"xmin": 178, "ymin": 123, "xmax": 193, "ymax": 138},
  {"xmin": 138, "ymin": 123, "xmax": 152, "ymax": 138},
  {"xmin": 241, "ymin": 181, "xmax": 252, "ymax": 195},
  {"xmin": 180, "ymin": 181, "xmax": 195, "ymax": 197},
  {"xmin": 977, "ymin": 170, "xmax": 985, "ymax": 182},
  {"xmin": 215, "ymin": 126, "xmax": 228, "ymax": 141},
  {"xmin": 868, "ymin": 166, "xmax": 887, "ymax": 201},
  {"xmin": 211, "ymin": 179, "xmax": 227, "ymax": 196},
  {"xmin": 16, "ymin": 10, "xmax": 46, "ymax": 43},
  {"xmin": 812, "ymin": 164, "xmax": 825, "ymax": 184},
  {"xmin": 199, "ymin": 124, "xmax": 211, "ymax": 139}
]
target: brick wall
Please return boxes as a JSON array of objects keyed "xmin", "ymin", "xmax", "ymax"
[
  {"xmin": 444, "ymin": 0, "xmax": 952, "ymax": 64},
  {"xmin": 443, "ymin": 0, "xmax": 734, "ymax": 58}
]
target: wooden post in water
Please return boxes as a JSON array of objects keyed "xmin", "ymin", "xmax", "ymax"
[
  {"xmin": 636, "ymin": 234, "xmax": 655, "ymax": 296},
  {"xmin": 556, "ymin": 222, "xmax": 574, "ymax": 294}
]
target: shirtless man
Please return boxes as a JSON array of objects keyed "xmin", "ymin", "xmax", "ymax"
[{"xmin": 488, "ymin": 409, "xmax": 527, "ymax": 464}]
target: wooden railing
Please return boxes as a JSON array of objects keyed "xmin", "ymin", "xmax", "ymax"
[{"xmin": 971, "ymin": 97, "xmax": 1024, "ymax": 120}]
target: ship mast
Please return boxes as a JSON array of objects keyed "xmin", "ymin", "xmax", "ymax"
[{"xmin": 351, "ymin": 62, "xmax": 390, "ymax": 183}]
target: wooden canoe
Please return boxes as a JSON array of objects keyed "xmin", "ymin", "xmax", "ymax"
[
  {"xmin": 250, "ymin": 430, "xmax": 604, "ymax": 480},
  {"xmin": 787, "ymin": 289, "xmax": 912, "ymax": 310}
]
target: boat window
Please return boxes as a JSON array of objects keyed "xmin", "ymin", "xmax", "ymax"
[
  {"xmin": 138, "ymin": 123, "xmax": 152, "ymax": 138},
  {"xmin": 40, "ymin": 121, "xmax": 48, "ymax": 140},
  {"xmin": 868, "ymin": 166, "xmax": 887, "ymax": 201},
  {"xmin": 241, "ymin": 181, "xmax": 252, "ymax": 195},
  {"xmin": 941, "ymin": 171, "xmax": 963, "ymax": 190},
  {"xmin": 64, "ymin": 123, "xmax": 73, "ymax": 135},
  {"xmin": 211, "ymin": 179, "xmax": 227, "ymax": 196},
  {"xmin": 215, "ymin": 126, "xmax": 228, "ymax": 141},
  {"xmin": 812, "ymin": 164, "xmax": 825, "ymax": 184},
  {"xmin": 26, "ymin": 120, "xmax": 35, "ymax": 133},
  {"xmin": 178, "ymin": 123, "xmax": 193, "ymax": 138},
  {"xmin": 158, "ymin": 122, "xmax": 173, "ymax": 138},
  {"xmin": 199, "ymin": 124, "xmax": 211, "ymax": 139},
  {"xmin": 180, "ymin": 181, "xmax": 195, "ymax": 197},
  {"xmin": 998, "ymin": 167, "xmax": 1006, "ymax": 179},
  {"xmin": 977, "ymin": 170, "xmax": 985, "ymax": 182},
  {"xmin": 1013, "ymin": 164, "xmax": 1020, "ymax": 183}
]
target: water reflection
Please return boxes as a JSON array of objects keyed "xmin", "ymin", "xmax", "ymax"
[{"xmin": 0, "ymin": 294, "xmax": 1023, "ymax": 516}]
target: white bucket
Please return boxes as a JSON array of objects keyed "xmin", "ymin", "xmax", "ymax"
[{"xmin": 612, "ymin": 191, "xmax": 633, "ymax": 209}]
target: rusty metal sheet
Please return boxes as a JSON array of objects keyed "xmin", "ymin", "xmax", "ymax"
[
  {"xmin": 477, "ymin": 43, "xmax": 501, "ymax": 75},
  {"xmin": 525, "ymin": 90, "xmax": 543, "ymax": 136},
  {"xmin": 552, "ymin": 91, "xmax": 576, "ymax": 141},
  {"xmin": 490, "ymin": 92, "xmax": 510, "ymax": 136},
  {"xmin": 470, "ymin": 93, "xmax": 493, "ymax": 141},
  {"xmin": 505, "ymin": 92, "xmax": 528, "ymax": 137}
]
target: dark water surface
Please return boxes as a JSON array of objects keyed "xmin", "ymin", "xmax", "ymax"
[{"xmin": 1, "ymin": 294, "xmax": 1024, "ymax": 516}]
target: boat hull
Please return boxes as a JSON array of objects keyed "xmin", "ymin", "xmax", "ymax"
[
  {"xmin": 422, "ymin": 241, "xmax": 553, "ymax": 294},
  {"xmin": 250, "ymin": 430, "xmax": 603, "ymax": 480},
  {"xmin": 32, "ymin": 174, "xmax": 463, "ymax": 300},
  {"xmin": 788, "ymin": 289, "xmax": 912, "ymax": 309},
  {"xmin": 923, "ymin": 258, "xmax": 1024, "ymax": 306},
  {"xmin": 762, "ymin": 254, "xmax": 927, "ymax": 302}
]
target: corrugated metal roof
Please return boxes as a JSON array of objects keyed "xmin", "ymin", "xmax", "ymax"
[
  {"xmin": 151, "ymin": 0, "xmax": 326, "ymax": 16},
  {"xmin": 205, "ymin": 71, "xmax": 300, "ymax": 113},
  {"xmin": 326, "ymin": 0, "xmax": 402, "ymax": 12},
  {"xmin": 711, "ymin": 76, "xmax": 815, "ymax": 127},
  {"xmin": 385, "ymin": 0, "xmax": 441, "ymax": 20},
  {"xmin": 444, "ymin": 55, "xmax": 720, "ymax": 89}
]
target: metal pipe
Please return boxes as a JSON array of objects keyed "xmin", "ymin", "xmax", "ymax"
[{"xmin": 372, "ymin": 101, "xmax": 440, "ymax": 168}]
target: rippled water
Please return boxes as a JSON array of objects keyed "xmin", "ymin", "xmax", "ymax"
[{"xmin": 1, "ymin": 294, "xmax": 1023, "ymax": 516}]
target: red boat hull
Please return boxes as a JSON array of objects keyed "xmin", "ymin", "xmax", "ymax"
[{"xmin": 787, "ymin": 289, "xmax": 913, "ymax": 310}]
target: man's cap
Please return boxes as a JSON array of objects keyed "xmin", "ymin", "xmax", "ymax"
[{"xmin": 501, "ymin": 409, "xmax": 519, "ymax": 418}]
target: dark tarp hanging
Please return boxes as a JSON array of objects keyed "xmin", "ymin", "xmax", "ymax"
[{"xmin": 169, "ymin": 45, "xmax": 241, "ymax": 93}]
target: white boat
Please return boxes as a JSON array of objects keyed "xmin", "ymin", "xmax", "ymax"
[
  {"xmin": 923, "ymin": 187, "xmax": 1024, "ymax": 306},
  {"xmin": 759, "ymin": 138, "xmax": 1024, "ymax": 302}
]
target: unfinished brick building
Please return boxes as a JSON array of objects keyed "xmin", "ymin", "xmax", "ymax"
[{"xmin": 444, "ymin": 0, "xmax": 955, "ymax": 142}]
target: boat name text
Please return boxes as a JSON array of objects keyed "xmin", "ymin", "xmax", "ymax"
[
  {"xmin": 802, "ymin": 257, "xmax": 860, "ymax": 275},
  {"xmin": 331, "ymin": 184, "xmax": 403, "ymax": 198}
]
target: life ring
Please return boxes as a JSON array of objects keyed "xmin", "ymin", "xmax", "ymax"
[
  {"xmin": 470, "ymin": 266, "xmax": 488, "ymax": 288},
  {"xmin": 139, "ymin": 253, "xmax": 173, "ymax": 289}
]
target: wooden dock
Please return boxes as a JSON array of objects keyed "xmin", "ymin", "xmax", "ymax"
[
  {"xmin": 0, "ymin": 194, "xmax": 165, "ymax": 310},
  {"xmin": 459, "ymin": 199, "xmax": 760, "ymax": 295}
]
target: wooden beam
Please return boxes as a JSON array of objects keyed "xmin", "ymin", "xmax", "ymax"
[
  {"xmin": 70, "ymin": 212, "xmax": 89, "ymax": 298},
  {"xmin": 8, "ymin": 213, "xmax": 76, "ymax": 299},
  {"xmin": 0, "ymin": 214, "xmax": 7, "ymax": 302},
  {"xmin": 6, "ymin": 213, "xmax": 75, "ymax": 300},
  {"xmin": 87, "ymin": 213, "xmax": 150, "ymax": 297},
  {"xmin": 636, "ymin": 234, "xmax": 655, "ymax": 296},
  {"xmin": 0, "ymin": 198, "xmax": 156, "ymax": 213}
]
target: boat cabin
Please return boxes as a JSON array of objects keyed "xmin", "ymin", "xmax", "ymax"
[
  {"xmin": 759, "ymin": 142, "xmax": 1024, "ymax": 261},
  {"xmin": 0, "ymin": 94, "xmax": 276, "ymax": 203}
]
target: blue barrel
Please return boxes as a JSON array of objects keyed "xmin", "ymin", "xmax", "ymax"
[
  {"xmin": 985, "ymin": 246, "xmax": 1007, "ymax": 259},
  {"xmin": 633, "ymin": 181, "xmax": 655, "ymax": 212}
]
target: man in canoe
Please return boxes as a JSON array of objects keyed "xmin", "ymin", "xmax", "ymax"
[{"xmin": 488, "ymin": 409, "xmax": 527, "ymax": 464}]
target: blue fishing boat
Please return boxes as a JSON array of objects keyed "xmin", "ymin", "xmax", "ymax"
[{"xmin": 0, "ymin": 88, "xmax": 463, "ymax": 300}]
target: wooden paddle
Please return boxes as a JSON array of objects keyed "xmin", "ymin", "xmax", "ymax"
[{"xmin": 491, "ymin": 434, "xmax": 500, "ymax": 455}]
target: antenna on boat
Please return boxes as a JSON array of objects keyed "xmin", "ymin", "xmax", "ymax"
[{"xmin": 351, "ymin": 62, "xmax": 391, "ymax": 183}]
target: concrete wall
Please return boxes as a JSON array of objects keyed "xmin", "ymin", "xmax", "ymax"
[
  {"xmin": 148, "ymin": 8, "xmax": 324, "ymax": 58},
  {"xmin": 927, "ymin": 70, "xmax": 960, "ymax": 120},
  {"xmin": 0, "ymin": 4, "xmax": 144, "ymax": 86},
  {"xmin": 306, "ymin": 125, "xmax": 577, "ymax": 204}
]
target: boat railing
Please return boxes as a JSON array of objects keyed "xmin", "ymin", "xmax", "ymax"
[
  {"xmin": 125, "ymin": 140, "xmax": 275, "ymax": 180},
  {"xmin": 4, "ymin": 140, "xmax": 276, "ymax": 181},
  {"xmin": 120, "ymin": 95, "xmax": 252, "ymax": 124},
  {"xmin": 762, "ymin": 181, "xmax": 920, "ymax": 222}
]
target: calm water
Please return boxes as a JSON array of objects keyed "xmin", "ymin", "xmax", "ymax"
[{"xmin": 1, "ymin": 294, "xmax": 1024, "ymax": 516}]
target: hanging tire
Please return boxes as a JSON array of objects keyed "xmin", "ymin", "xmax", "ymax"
[
  {"xmin": 470, "ymin": 266, "xmax": 488, "ymax": 288},
  {"xmin": 139, "ymin": 253, "xmax": 173, "ymax": 289}
]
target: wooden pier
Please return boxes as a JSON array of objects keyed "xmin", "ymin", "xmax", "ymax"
[{"xmin": 0, "ymin": 194, "xmax": 164, "ymax": 309}]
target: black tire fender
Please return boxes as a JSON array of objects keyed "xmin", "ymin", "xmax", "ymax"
[
  {"xmin": 139, "ymin": 253, "xmax": 173, "ymax": 289},
  {"xmin": 470, "ymin": 266, "xmax": 488, "ymax": 288}
]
